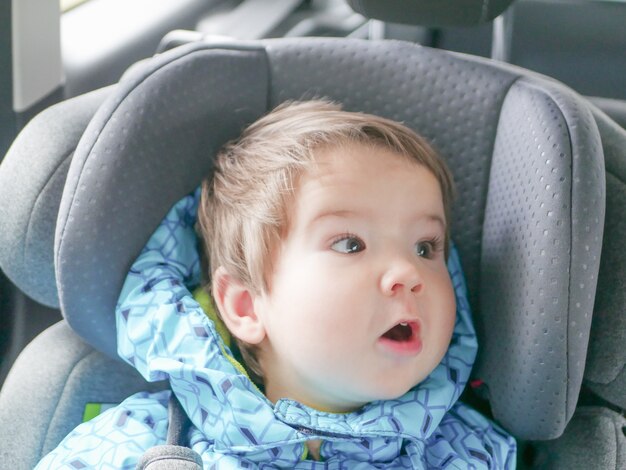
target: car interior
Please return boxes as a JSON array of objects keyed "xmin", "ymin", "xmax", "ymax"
[{"xmin": 0, "ymin": 0, "xmax": 625, "ymax": 468}]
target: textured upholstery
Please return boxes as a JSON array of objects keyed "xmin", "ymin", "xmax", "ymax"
[
  {"xmin": 0, "ymin": 87, "xmax": 112, "ymax": 308},
  {"xmin": 480, "ymin": 78, "xmax": 605, "ymax": 438},
  {"xmin": 55, "ymin": 43, "xmax": 269, "ymax": 357},
  {"xmin": 530, "ymin": 407, "xmax": 626, "ymax": 469},
  {"xmin": 50, "ymin": 38, "xmax": 605, "ymax": 440},
  {"xmin": 584, "ymin": 109, "xmax": 626, "ymax": 410},
  {"xmin": 346, "ymin": 0, "xmax": 514, "ymax": 27}
]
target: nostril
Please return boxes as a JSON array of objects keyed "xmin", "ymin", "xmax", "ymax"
[
  {"xmin": 388, "ymin": 283, "xmax": 401, "ymax": 294},
  {"xmin": 410, "ymin": 283, "xmax": 422, "ymax": 293}
]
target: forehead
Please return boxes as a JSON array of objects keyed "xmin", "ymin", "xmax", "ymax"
[
  {"xmin": 312, "ymin": 140, "xmax": 410, "ymax": 168},
  {"xmin": 305, "ymin": 141, "xmax": 437, "ymax": 188},
  {"xmin": 288, "ymin": 142, "xmax": 445, "ymax": 222}
]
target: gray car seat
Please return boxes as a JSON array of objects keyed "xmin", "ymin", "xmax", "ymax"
[{"xmin": 0, "ymin": 16, "xmax": 625, "ymax": 470}]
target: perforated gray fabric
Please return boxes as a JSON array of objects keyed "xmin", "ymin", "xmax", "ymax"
[
  {"xmin": 0, "ymin": 87, "xmax": 111, "ymax": 308},
  {"xmin": 585, "ymin": 110, "xmax": 626, "ymax": 409},
  {"xmin": 480, "ymin": 78, "xmax": 604, "ymax": 439},
  {"xmin": 587, "ymin": 173, "xmax": 626, "ymax": 409},
  {"xmin": 530, "ymin": 407, "xmax": 626, "ymax": 469},
  {"xmin": 55, "ymin": 43, "xmax": 270, "ymax": 357},
  {"xmin": 346, "ymin": 0, "xmax": 514, "ymax": 26},
  {"xmin": 266, "ymin": 38, "xmax": 517, "ymax": 312}
]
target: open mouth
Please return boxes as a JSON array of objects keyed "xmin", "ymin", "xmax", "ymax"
[
  {"xmin": 382, "ymin": 322, "xmax": 414, "ymax": 342},
  {"xmin": 378, "ymin": 321, "xmax": 422, "ymax": 355}
]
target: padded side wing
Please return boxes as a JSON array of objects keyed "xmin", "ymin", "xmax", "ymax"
[
  {"xmin": 480, "ymin": 77, "xmax": 605, "ymax": 439},
  {"xmin": 55, "ymin": 42, "xmax": 270, "ymax": 358}
]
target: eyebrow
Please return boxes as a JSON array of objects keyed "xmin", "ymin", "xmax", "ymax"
[
  {"xmin": 305, "ymin": 209, "xmax": 357, "ymax": 228},
  {"xmin": 422, "ymin": 214, "xmax": 447, "ymax": 231},
  {"xmin": 311, "ymin": 209, "xmax": 356, "ymax": 221},
  {"xmin": 308, "ymin": 210, "xmax": 447, "ymax": 230}
]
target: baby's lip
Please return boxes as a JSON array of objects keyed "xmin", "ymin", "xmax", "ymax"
[{"xmin": 377, "ymin": 320, "xmax": 422, "ymax": 356}]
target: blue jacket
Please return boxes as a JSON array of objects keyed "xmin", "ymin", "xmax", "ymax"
[{"xmin": 37, "ymin": 191, "xmax": 516, "ymax": 469}]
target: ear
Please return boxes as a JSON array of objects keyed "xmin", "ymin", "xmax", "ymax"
[{"xmin": 212, "ymin": 266, "xmax": 266, "ymax": 345}]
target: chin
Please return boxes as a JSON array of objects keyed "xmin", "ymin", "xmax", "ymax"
[{"xmin": 369, "ymin": 383, "xmax": 417, "ymax": 402}]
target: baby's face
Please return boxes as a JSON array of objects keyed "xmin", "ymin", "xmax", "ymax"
[{"xmin": 254, "ymin": 143, "xmax": 456, "ymax": 413}]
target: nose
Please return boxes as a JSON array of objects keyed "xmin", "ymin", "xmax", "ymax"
[{"xmin": 380, "ymin": 258, "xmax": 423, "ymax": 296}]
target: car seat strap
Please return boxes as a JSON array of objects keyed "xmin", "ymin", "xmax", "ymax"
[
  {"xmin": 136, "ymin": 392, "xmax": 202, "ymax": 469},
  {"xmin": 166, "ymin": 391, "xmax": 192, "ymax": 446}
]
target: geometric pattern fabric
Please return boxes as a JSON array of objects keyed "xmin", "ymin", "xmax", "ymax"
[{"xmin": 36, "ymin": 191, "xmax": 516, "ymax": 469}]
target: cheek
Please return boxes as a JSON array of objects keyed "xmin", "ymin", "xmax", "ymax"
[
  {"xmin": 283, "ymin": 279, "xmax": 357, "ymax": 332},
  {"xmin": 269, "ymin": 272, "xmax": 360, "ymax": 349},
  {"xmin": 273, "ymin": 254, "xmax": 359, "ymax": 311}
]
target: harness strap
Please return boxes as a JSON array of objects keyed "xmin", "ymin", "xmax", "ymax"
[
  {"xmin": 166, "ymin": 392, "xmax": 193, "ymax": 446},
  {"xmin": 136, "ymin": 393, "xmax": 202, "ymax": 470}
]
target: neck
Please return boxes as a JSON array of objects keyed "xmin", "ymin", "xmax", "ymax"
[
  {"xmin": 306, "ymin": 440, "xmax": 322, "ymax": 461},
  {"xmin": 264, "ymin": 379, "xmax": 361, "ymax": 413}
]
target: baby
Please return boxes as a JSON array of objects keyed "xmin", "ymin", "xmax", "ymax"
[
  {"xmin": 198, "ymin": 100, "xmax": 456, "ymax": 413},
  {"xmin": 37, "ymin": 100, "xmax": 516, "ymax": 469},
  {"xmin": 198, "ymin": 100, "xmax": 459, "ymax": 462}
]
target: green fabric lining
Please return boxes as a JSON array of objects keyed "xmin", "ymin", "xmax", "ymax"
[
  {"xmin": 82, "ymin": 403, "xmax": 117, "ymax": 422},
  {"xmin": 193, "ymin": 287, "xmax": 232, "ymax": 348},
  {"xmin": 192, "ymin": 287, "xmax": 260, "ymax": 392}
]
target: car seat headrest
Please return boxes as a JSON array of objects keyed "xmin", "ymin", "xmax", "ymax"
[
  {"xmin": 0, "ymin": 87, "xmax": 111, "ymax": 308},
  {"xmin": 346, "ymin": 0, "xmax": 515, "ymax": 27},
  {"xmin": 55, "ymin": 41, "xmax": 269, "ymax": 351},
  {"xmin": 41, "ymin": 38, "xmax": 606, "ymax": 440},
  {"xmin": 57, "ymin": 37, "xmax": 519, "ymax": 357}
]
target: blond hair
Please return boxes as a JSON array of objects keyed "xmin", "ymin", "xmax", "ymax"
[{"xmin": 197, "ymin": 100, "xmax": 454, "ymax": 384}]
